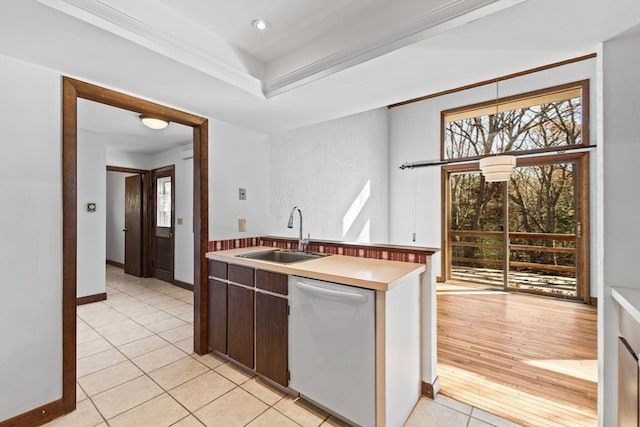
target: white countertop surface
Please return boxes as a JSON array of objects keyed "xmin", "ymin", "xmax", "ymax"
[
  {"xmin": 206, "ymin": 246, "xmax": 426, "ymax": 291},
  {"xmin": 612, "ymin": 287, "xmax": 640, "ymax": 324}
]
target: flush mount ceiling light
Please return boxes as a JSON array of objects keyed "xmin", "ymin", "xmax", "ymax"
[
  {"xmin": 139, "ymin": 115, "xmax": 169, "ymax": 130},
  {"xmin": 251, "ymin": 19, "xmax": 270, "ymax": 31}
]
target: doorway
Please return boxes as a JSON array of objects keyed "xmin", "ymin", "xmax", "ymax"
[
  {"xmin": 151, "ymin": 165, "xmax": 175, "ymax": 283},
  {"xmin": 61, "ymin": 77, "xmax": 210, "ymax": 414},
  {"xmin": 106, "ymin": 166, "xmax": 152, "ymax": 278},
  {"xmin": 443, "ymin": 152, "xmax": 590, "ymax": 302}
]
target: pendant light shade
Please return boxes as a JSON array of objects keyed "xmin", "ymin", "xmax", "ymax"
[
  {"xmin": 479, "ymin": 155, "xmax": 516, "ymax": 182},
  {"xmin": 139, "ymin": 115, "xmax": 169, "ymax": 130}
]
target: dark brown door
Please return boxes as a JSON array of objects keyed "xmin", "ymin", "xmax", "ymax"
[
  {"xmin": 124, "ymin": 174, "xmax": 143, "ymax": 276},
  {"xmin": 255, "ymin": 292, "xmax": 288, "ymax": 386},
  {"xmin": 227, "ymin": 284, "xmax": 254, "ymax": 368},
  {"xmin": 152, "ymin": 165, "xmax": 175, "ymax": 283}
]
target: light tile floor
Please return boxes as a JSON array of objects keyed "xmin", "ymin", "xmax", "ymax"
[{"xmin": 45, "ymin": 265, "xmax": 519, "ymax": 427}]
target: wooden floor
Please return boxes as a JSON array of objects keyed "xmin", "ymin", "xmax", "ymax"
[{"xmin": 437, "ymin": 284, "xmax": 597, "ymax": 427}]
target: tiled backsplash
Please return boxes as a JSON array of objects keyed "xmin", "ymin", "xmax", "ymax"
[{"xmin": 208, "ymin": 236, "xmax": 436, "ymax": 264}]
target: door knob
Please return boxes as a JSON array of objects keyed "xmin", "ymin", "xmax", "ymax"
[{"xmin": 122, "ymin": 228, "xmax": 128, "ymax": 232}]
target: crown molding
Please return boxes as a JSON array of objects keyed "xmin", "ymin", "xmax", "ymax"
[
  {"xmin": 262, "ymin": 0, "xmax": 526, "ymax": 97},
  {"xmin": 38, "ymin": 0, "xmax": 524, "ymax": 99},
  {"xmin": 38, "ymin": 0, "xmax": 265, "ymax": 97}
]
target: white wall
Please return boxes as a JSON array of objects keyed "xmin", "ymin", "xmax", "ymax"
[
  {"xmin": 269, "ymin": 108, "xmax": 389, "ymax": 243},
  {"xmin": 0, "ymin": 55, "xmax": 62, "ymax": 421},
  {"xmin": 106, "ymin": 148, "xmax": 152, "ymax": 170},
  {"xmin": 602, "ymin": 28, "xmax": 640, "ymax": 427},
  {"xmin": 389, "ymin": 59, "xmax": 598, "ymax": 292},
  {"xmin": 152, "ymin": 144, "xmax": 194, "ymax": 285},
  {"xmin": 77, "ymin": 131, "xmax": 107, "ymax": 298},
  {"xmin": 106, "ymin": 171, "xmax": 136, "ymax": 264},
  {"xmin": 209, "ymin": 120, "xmax": 270, "ymax": 240}
]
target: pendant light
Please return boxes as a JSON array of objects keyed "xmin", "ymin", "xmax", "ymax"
[{"xmin": 479, "ymin": 79, "xmax": 515, "ymax": 182}]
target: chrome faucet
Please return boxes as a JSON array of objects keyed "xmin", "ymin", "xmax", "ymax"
[{"xmin": 287, "ymin": 206, "xmax": 309, "ymax": 252}]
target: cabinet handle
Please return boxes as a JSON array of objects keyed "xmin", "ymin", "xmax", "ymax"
[{"xmin": 296, "ymin": 281, "xmax": 367, "ymax": 303}]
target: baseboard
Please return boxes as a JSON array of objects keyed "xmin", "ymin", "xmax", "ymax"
[
  {"xmin": 106, "ymin": 259, "xmax": 125, "ymax": 269},
  {"xmin": 77, "ymin": 292, "xmax": 107, "ymax": 305},
  {"xmin": 173, "ymin": 279, "xmax": 194, "ymax": 291},
  {"xmin": 0, "ymin": 399, "xmax": 65, "ymax": 427},
  {"xmin": 421, "ymin": 377, "xmax": 439, "ymax": 399}
]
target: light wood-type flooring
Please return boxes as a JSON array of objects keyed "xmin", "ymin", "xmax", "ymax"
[{"xmin": 437, "ymin": 284, "xmax": 597, "ymax": 427}]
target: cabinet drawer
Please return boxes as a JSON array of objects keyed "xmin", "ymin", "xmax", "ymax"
[
  {"xmin": 229, "ymin": 264, "xmax": 255, "ymax": 286},
  {"xmin": 256, "ymin": 270, "xmax": 288, "ymax": 295},
  {"xmin": 209, "ymin": 260, "xmax": 227, "ymax": 280}
]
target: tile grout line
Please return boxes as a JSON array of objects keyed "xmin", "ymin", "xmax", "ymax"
[{"xmin": 72, "ymin": 268, "xmax": 333, "ymax": 427}]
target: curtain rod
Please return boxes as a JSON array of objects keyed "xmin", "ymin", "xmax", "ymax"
[{"xmin": 398, "ymin": 144, "xmax": 597, "ymax": 170}]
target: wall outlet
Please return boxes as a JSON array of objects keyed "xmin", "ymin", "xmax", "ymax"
[
  {"xmin": 177, "ymin": 217, "xmax": 183, "ymax": 225},
  {"xmin": 239, "ymin": 188, "xmax": 246, "ymax": 200},
  {"xmin": 238, "ymin": 218, "xmax": 247, "ymax": 232}
]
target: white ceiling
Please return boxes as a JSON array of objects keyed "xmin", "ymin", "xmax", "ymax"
[
  {"xmin": 78, "ymin": 99, "xmax": 193, "ymax": 154},
  {"xmin": 1, "ymin": 0, "xmax": 640, "ymax": 154}
]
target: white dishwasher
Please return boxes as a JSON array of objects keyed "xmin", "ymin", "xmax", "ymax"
[{"xmin": 289, "ymin": 276, "xmax": 375, "ymax": 427}]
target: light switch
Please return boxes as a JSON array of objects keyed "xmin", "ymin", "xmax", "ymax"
[
  {"xmin": 239, "ymin": 188, "xmax": 247, "ymax": 200},
  {"xmin": 238, "ymin": 218, "xmax": 247, "ymax": 232},
  {"xmin": 177, "ymin": 217, "xmax": 183, "ymax": 225}
]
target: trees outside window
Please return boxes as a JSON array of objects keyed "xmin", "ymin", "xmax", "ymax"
[{"xmin": 442, "ymin": 81, "xmax": 589, "ymax": 301}]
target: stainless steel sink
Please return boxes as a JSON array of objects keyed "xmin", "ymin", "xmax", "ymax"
[{"xmin": 236, "ymin": 249, "xmax": 329, "ymax": 264}]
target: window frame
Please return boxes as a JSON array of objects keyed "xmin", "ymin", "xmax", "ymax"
[{"xmin": 440, "ymin": 80, "xmax": 589, "ymax": 162}]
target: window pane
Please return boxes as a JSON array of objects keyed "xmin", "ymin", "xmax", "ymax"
[
  {"xmin": 156, "ymin": 176, "xmax": 171, "ymax": 227},
  {"xmin": 444, "ymin": 88, "xmax": 583, "ymax": 159}
]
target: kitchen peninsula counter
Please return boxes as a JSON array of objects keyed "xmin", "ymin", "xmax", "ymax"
[
  {"xmin": 205, "ymin": 246, "xmax": 425, "ymax": 291},
  {"xmin": 205, "ymin": 243, "xmax": 438, "ymax": 426}
]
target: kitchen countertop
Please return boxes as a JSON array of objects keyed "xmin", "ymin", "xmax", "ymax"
[
  {"xmin": 612, "ymin": 287, "xmax": 640, "ymax": 324},
  {"xmin": 206, "ymin": 246, "xmax": 426, "ymax": 291}
]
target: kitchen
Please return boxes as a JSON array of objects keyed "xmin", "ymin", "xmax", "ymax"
[{"xmin": 1, "ymin": 1, "xmax": 640, "ymax": 427}]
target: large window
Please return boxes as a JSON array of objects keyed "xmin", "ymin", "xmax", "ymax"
[
  {"xmin": 442, "ymin": 81, "xmax": 587, "ymax": 161},
  {"xmin": 441, "ymin": 80, "xmax": 590, "ymax": 301}
]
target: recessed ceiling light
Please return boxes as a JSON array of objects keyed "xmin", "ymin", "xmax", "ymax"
[{"xmin": 251, "ymin": 19, "xmax": 270, "ymax": 31}]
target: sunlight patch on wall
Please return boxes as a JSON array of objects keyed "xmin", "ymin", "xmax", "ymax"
[
  {"xmin": 342, "ymin": 180, "xmax": 370, "ymax": 237},
  {"xmin": 356, "ymin": 220, "xmax": 370, "ymax": 243}
]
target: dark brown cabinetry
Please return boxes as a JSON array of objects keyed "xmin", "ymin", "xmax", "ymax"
[
  {"xmin": 255, "ymin": 273, "xmax": 289, "ymax": 387},
  {"xmin": 228, "ymin": 284, "xmax": 255, "ymax": 368},
  {"xmin": 618, "ymin": 308, "xmax": 640, "ymax": 427},
  {"xmin": 207, "ymin": 259, "xmax": 289, "ymax": 386},
  {"xmin": 208, "ymin": 279, "xmax": 227, "ymax": 353}
]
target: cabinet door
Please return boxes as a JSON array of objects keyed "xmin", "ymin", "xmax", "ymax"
[
  {"xmin": 228, "ymin": 284, "xmax": 254, "ymax": 368},
  {"xmin": 618, "ymin": 337, "xmax": 638, "ymax": 427},
  {"xmin": 256, "ymin": 292, "xmax": 288, "ymax": 386},
  {"xmin": 208, "ymin": 279, "xmax": 227, "ymax": 354}
]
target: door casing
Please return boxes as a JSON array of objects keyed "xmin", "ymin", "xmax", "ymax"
[
  {"xmin": 62, "ymin": 77, "xmax": 209, "ymax": 416},
  {"xmin": 441, "ymin": 151, "xmax": 590, "ymax": 303}
]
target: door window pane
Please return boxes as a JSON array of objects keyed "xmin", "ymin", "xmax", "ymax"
[
  {"xmin": 449, "ymin": 171, "xmax": 505, "ymax": 286},
  {"xmin": 156, "ymin": 176, "xmax": 171, "ymax": 227}
]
